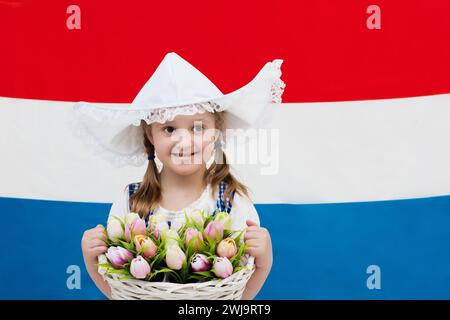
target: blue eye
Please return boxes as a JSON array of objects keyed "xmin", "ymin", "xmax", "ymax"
[
  {"xmin": 163, "ymin": 126, "xmax": 175, "ymax": 134},
  {"xmin": 193, "ymin": 124, "xmax": 204, "ymax": 133}
]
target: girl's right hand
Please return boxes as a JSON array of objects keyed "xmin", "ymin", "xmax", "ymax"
[{"xmin": 81, "ymin": 224, "xmax": 108, "ymax": 263}]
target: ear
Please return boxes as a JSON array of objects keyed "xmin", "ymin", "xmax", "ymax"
[{"xmin": 144, "ymin": 125, "xmax": 154, "ymax": 145}]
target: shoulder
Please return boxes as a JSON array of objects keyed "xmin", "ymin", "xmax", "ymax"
[
  {"xmin": 107, "ymin": 184, "xmax": 133, "ymax": 222},
  {"xmin": 230, "ymin": 191, "xmax": 260, "ymax": 228}
]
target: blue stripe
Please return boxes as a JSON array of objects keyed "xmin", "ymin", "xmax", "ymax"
[{"xmin": 1, "ymin": 195, "xmax": 450, "ymax": 299}]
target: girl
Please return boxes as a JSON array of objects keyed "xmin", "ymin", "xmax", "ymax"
[{"xmin": 74, "ymin": 52, "xmax": 284, "ymax": 300}]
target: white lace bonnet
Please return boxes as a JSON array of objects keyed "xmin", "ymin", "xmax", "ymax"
[{"xmin": 67, "ymin": 52, "xmax": 285, "ymax": 167}]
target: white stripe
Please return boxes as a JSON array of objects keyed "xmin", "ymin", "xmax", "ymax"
[{"xmin": 1, "ymin": 95, "xmax": 449, "ymax": 204}]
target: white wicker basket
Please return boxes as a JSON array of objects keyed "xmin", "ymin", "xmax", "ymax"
[{"xmin": 98, "ymin": 255, "xmax": 255, "ymax": 300}]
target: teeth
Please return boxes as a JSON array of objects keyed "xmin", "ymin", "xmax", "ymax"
[{"xmin": 173, "ymin": 152, "xmax": 196, "ymax": 157}]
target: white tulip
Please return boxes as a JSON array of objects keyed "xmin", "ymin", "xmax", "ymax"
[
  {"xmin": 124, "ymin": 212, "xmax": 140, "ymax": 226},
  {"xmin": 106, "ymin": 217, "xmax": 124, "ymax": 242}
]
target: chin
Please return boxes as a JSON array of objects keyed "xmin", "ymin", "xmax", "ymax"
[{"xmin": 169, "ymin": 163, "xmax": 204, "ymax": 176}]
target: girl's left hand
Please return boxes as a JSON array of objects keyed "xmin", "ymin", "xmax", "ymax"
[{"xmin": 244, "ymin": 219, "xmax": 273, "ymax": 271}]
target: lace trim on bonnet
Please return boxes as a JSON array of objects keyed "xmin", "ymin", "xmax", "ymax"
[{"xmin": 136, "ymin": 102, "xmax": 225, "ymax": 126}]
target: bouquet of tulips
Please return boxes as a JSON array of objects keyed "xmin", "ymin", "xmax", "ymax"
[{"xmin": 98, "ymin": 209, "xmax": 249, "ymax": 284}]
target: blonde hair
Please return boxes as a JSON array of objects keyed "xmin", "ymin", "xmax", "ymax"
[{"xmin": 128, "ymin": 110, "xmax": 249, "ymax": 219}]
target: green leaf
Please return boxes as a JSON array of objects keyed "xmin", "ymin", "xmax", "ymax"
[
  {"xmin": 147, "ymin": 231, "xmax": 160, "ymax": 245},
  {"xmin": 193, "ymin": 271, "xmax": 214, "ymax": 277},
  {"xmin": 202, "ymin": 251, "xmax": 215, "ymax": 258},
  {"xmin": 147, "ymin": 267, "xmax": 178, "ymax": 281},
  {"xmin": 119, "ymin": 240, "xmax": 134, "ymax": 252},
  {"xmin": 231, "ymin": 243, "xmax": 248, "ymax": 267},
  {"xmin": 233, "ymin": 266, "xmax": 245, "ymax": 273},
  {"xmin": 107, "ymin": 269, "xmax": 131, "ymax": 275},
  {"xmin": 203, "ymin": 232, "xmax": 217, "ymax": 255},
  {"xmin": 223, "ymin": 230, "xmax": 232, "ymax": 238},
  {"xmin": 112, "ymin": 215, "xmax": 125, "ymax": 229},
  {"xmin": 233, "ymin": 229, "xmax": 246, "ymax": 245},
  {"xmin": 186, "ymin": 234, "xmax": 202, "ymax": 259},
  {"xmin": 214, "ymin": 227, "xmax": 223, "ymax": 243},
  {"xmin": 163, "ymin": 269, "xmax": 182, "ymax": 283},
  {"xmin": 187, "ymin": 253, "xmax": 196, "ymax": 267},
  {"xmin": 204, "ymin": 215, "xmax": 214, "ymax": 228},
  {"xmin": 150, "ymin": 247, "xmax": 167, "ymax": 269},
  {"xmin": 187, "ymin": 275, "xmax": 206, "ymax": 281}
]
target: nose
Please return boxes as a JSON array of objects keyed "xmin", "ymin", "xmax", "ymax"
[
  {"xmin": 171, "ymin": 130, "xmax": 196, "ymax": 154},
  {"xmin": 173, "ymin": 143, "xmax": 194, "ymax": 154}
]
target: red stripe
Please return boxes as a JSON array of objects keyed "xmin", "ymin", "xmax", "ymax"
[{"xmin": 1, "ymin": 0, "xmax": 450, "ymax": 102}]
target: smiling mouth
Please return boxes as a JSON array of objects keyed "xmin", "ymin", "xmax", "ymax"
[{"xmin": 171, "ymin": 152, "xmax": 199, "ymax": 157}]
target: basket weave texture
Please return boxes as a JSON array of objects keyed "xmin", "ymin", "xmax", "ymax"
[{"xmin": 99, "ymin": 255, "xmax": 255, "ymax": 300}]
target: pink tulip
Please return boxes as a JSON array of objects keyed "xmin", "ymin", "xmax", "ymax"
[
  {"xmin": 212, "ymin": 257, "xmax": 233, "ymax": 279},
  {"xmin": 124, "ymin": 218, "xmax": 147, "ymax": 242},
  {"xmin": 216, "ymin": 238, "xmax": 237, "ymax": 259},
  {"xmin": 184, "ymin": 227, "xmax": 204, "ymax": 251},
  {"xmin": 124, "ymin": 224, "xmax": 132, "ymax": 242},
  {"xmin": 130, "ymin": 218, "xmax": 147, "ymax": 236},
  {"xmin": 130, "ymin": 255, "xmax": 151, "ymax": 279},
  {"xmin": 152, "ymin": 229, "xmax": 160, "ymax": 240},
  {"xmin": 124, "ymin": 212, "xmax": 140, "ymax": 226},
  {"xmin": 165, "ymin": 244, "xmax": 186, "ymax": 270},
  {"xmin": 105, "ymin": 246, "xmax": 133, "ymax": 268},
  {"xmin": 190, "ymin": 254, "xmax": 212, "ymax": 272},
  {"xmin": 204, "ymin": 221, "xmax": 224, "ymax": 241},
  {"xmin": 134, "ymin": 235, "xmax": 157, "ymax": 258}
]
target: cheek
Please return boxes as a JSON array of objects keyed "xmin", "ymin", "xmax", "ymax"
[
  {"xmin": 152, "ymin": 135, "xmax": 174, "ymax": 157},
  {"xmin": 200, "ymin": 133, "xmax": 215, "ymax": 156}
]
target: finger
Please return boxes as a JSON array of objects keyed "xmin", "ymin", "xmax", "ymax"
[
  {"xmin": 98, "ymin": 230, "xmax": 108, "ymax": 241},
  {"xmin": 84, "ymin": 229, "xmax": 96, "ymax": 237},
  {"xmin": 245, "ymin": 239, "xmax": 260, "ymax": 247},
  {"xmin": 85, "ymin": 226, "xmax": 101, "ymax": 235},
  {"xmin": 246, "ymin": 219, "xmax": 259, "ymax": 227},
  {"xmin": 246, "ymin": 247, "xmax": 259, "ymax": 257},
  {"xmin": 244, "ymin": 232, "xmax": 262, "ymax": 241},
  {"xmin": 90, "ymin": 239, "xmax": 107, "ymax": 248},
  {"xmin": 91, "ymin": 246, "xmax": 108, "ymax": 255},
  {"xmin": 93, "ymin": 226, "xmax": 107, "ymax": 236},
  {"xmin": 244, "ymin": 229, "xmax": 262, "ymax": 238},
  {"xmin": 86, "ymin": 230, "xmax": 107, "ymax": 241}
]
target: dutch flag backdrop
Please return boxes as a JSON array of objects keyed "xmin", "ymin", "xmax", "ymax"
[{"xmin": 1, "ymin": 0, "xmax": 450, "ymax": 299}]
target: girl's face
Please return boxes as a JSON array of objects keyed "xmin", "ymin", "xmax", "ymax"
[{"xmin": 145, "ymin": 112, "xmax": 219, "ymax": 176}]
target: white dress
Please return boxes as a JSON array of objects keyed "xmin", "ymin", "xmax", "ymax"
[{"xmin": 107, "ymin": 182, "xmax": 260, "ymax": 231}]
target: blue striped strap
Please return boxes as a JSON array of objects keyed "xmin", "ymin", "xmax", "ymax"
[{"xmin": 215, "ymin": 180, "xmax": 236, "ymax": 215}]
